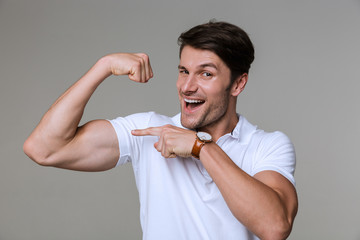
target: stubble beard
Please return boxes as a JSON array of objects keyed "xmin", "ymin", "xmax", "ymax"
[{"xmin": 180, "ymin": 92, "xmax": 230, "ymax": 131}]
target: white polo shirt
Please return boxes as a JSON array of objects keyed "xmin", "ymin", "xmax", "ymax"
[{"xmin": 109, "ymin": 112, "xmax": 295, "ymax": 240}]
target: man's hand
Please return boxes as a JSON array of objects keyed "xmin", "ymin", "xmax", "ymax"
[
  {"xmin": 132, "ymin": 125, "xmax": 196, "ymax": 158},
  {"xmin": 105, "ymin": 53, "xmax": 153, "ymax": 83}
]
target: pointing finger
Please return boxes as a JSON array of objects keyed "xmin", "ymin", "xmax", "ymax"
[{"xmin": 131, "ymin": 127, "xmax": 162, "ymax": 136}]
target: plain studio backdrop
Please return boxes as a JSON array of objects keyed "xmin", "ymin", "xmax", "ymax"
[{"xmin": 1, "ymin": 0, "xmax": 359, "ymax": 239}]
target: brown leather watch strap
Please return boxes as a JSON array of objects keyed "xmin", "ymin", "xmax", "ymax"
[{"xmin": 191, "ymin": 138, "xmax": 205, "ymax": 159}]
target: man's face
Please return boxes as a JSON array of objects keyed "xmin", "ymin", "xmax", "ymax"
[{"xmin": 177, "ymin": 46, "xmax": 233, "ymax": 130}]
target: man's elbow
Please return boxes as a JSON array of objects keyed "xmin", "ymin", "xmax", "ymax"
[
  {"xmin": 261, "ymin": 219, "xmax": 292, "ymax": 240},
  {"xmin": 23, "ymin": 138, "xmax": 53, "ymax": 166}
]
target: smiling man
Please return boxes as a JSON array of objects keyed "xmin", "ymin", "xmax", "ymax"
[{"xmin": 24, "ymin": 21, "xmax": 298, "ymax": 240}]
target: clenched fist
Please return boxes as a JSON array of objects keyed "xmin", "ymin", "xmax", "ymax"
[{"xmin": 103, "ymin": 53, "xmax": 153, "ymax": 83}]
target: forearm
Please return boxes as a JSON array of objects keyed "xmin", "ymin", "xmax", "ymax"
[
  {"xmin": 200, "ymin": 143, "xmax": 291, "ymax": 239},
  {"xmin": 24, "ymin": 56, "xmax": 111, "ymax": 160},
  {"xmin": 46, "ymin": 57, "xmax": 110, "ymax": 139}
]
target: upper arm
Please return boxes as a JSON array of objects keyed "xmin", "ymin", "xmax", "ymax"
[
  {"xmin": 254, "ymin": 170, "xmax": 298, "ymax": 225},
  {"xmin": 47, "ymin": 119, "xmax": 120, "ymax": 171},
  {"xmin": 251, "ymin": 131, "xmax": 297, "ymax": 224}
]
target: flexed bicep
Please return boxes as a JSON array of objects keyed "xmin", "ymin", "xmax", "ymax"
[
  {"xmin": 45, "ymin": 120, "xmax": 120, "ymax": 172},
  {"xmin": 23, "ymin": 52, "xmax": 149, "ymax": 171}
]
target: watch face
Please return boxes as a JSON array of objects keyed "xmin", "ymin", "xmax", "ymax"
[{"xmin": 197, "ymin": 132, "xmax": 212, "ymax": 141}]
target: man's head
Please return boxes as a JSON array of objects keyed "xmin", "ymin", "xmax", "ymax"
[
  {"xmin": 176, "ymin": 21, "xmax": 255, "ymax": 135},
  {"xmin": 178, "ymin": 20, "xmax": 255, "ymax": 84}
]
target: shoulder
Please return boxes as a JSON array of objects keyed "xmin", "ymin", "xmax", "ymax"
[
  {"xmin": 252, "ymin": 130, "xmax": 294, "ymax": 156},
  {"xmin": 251, "ymin": 130, "xmax": 296, "ymax": 184},
  {"xmin": 247, "ymin": 128, "xmax": 295, "ymax": 168},
  {"xmin": 237, "ymin": 116, "xmax": 296, "ymax": 184},
  {"xmin": 235, "ymin": 116, "xmax": 291, "ymax": 147},
  {"xmin": 253, "ymin": 130, "xmax": 293, "ymax": 146},
  {"xmin": 109, "ymin": 111, "xmax": 175, "ymax": 129}
]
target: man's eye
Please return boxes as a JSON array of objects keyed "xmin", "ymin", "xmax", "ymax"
[
  {"xmin": 179, "ymin": 70, "xmax": 189, "ymax": 74},
  {"xmin": 202, "ymin": 72, "xmax": 212, "ymax": 77}
]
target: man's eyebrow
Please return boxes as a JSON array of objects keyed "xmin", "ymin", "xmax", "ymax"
[
  {"xmin": 178, "ymin": 65, "xmax": 186, "ymax": 69},
  {"xmin": 178, "ymin": 63, "xmax": 218, "ymax": 70},
  {"xmin": 199, "ymin": 63, "xmax": 218, "ymax": 70}
]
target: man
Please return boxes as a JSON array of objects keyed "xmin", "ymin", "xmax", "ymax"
[{"xmin": 24, "ymin": 21, "xmax": 298, "ymax": 239}]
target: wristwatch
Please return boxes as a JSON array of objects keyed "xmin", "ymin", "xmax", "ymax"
[{"xmin": 191, "ymin": 132, "xmax": 213, "ymax": 159}]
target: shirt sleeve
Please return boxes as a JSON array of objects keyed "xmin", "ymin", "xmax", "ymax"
[
  {"xmin": 107, "ymin": 112, "xmax": 152, "ymax": 166},
  {"xmin": 252, "ymin": 131, "xmax": 296, "ymax": 186}
]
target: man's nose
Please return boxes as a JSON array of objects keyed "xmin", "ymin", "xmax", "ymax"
[{"xmin": 182, "ymin": 75, "xmax": 198, "ymax": 94}]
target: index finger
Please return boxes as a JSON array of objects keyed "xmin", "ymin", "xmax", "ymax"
[{"xmin": 131, "ymin": 127, "xmax": 162, "ymax": 136}]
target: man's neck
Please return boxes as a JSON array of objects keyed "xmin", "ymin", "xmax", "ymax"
[{"xmin": 199, "ymin": 112, "xmax": 239, "ymax": 142}]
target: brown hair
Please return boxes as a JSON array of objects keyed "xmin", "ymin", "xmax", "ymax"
[{"xmin": 178, "ymin": 20, "xmax": 255, "ymax": 83}]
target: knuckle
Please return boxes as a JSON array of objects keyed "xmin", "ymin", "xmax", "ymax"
[
  {"xmin": 164, "ymin": 138, "xmax": 172, "ymax": 145},
  {"xmin": 139, "ymin": 53, "xmax": 149, "ymax": 60},
  {"xmin": 134, "ymin": 60, "xmax": 142, "ymax": 68},
  {"xmin": 163, "ymin": 124, "xmax": 173, "ymax": 131},
  {"xmin": 161, "ymin": 127, "xmax": 168, "ymax": 135}
]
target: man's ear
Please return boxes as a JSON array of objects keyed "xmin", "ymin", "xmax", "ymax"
[{"xmin": 231, "ymin": 73, "xmax": 248, "ymax": 97}]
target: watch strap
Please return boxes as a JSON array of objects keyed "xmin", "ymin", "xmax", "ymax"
[{"xmin": 191, "ymin": 137, "xmax": 205, "ymax": 159}]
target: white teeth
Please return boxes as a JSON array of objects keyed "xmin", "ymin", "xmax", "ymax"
[{"xmin": 184, "ymin": 99, "xmax": 204, "ymax": 103}]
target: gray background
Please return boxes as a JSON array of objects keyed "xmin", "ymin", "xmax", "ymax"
[{"xmin": 1, "ymin": 0, "xmax": 359, "ymax": 239}]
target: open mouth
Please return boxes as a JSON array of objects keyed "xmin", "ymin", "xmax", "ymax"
[{"xmin": 184, "ymin": 98, "xmax": 205, "ymax": 111}]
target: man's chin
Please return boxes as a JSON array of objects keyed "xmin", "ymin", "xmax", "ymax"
[{"xmin": 180, "ymin": 114, "xmax": 200, "ymax": 130}]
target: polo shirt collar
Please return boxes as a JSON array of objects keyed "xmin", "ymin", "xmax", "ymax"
[{"xmin": 230, "ymin": 114, "xmax": 258, "ymax": 144}]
